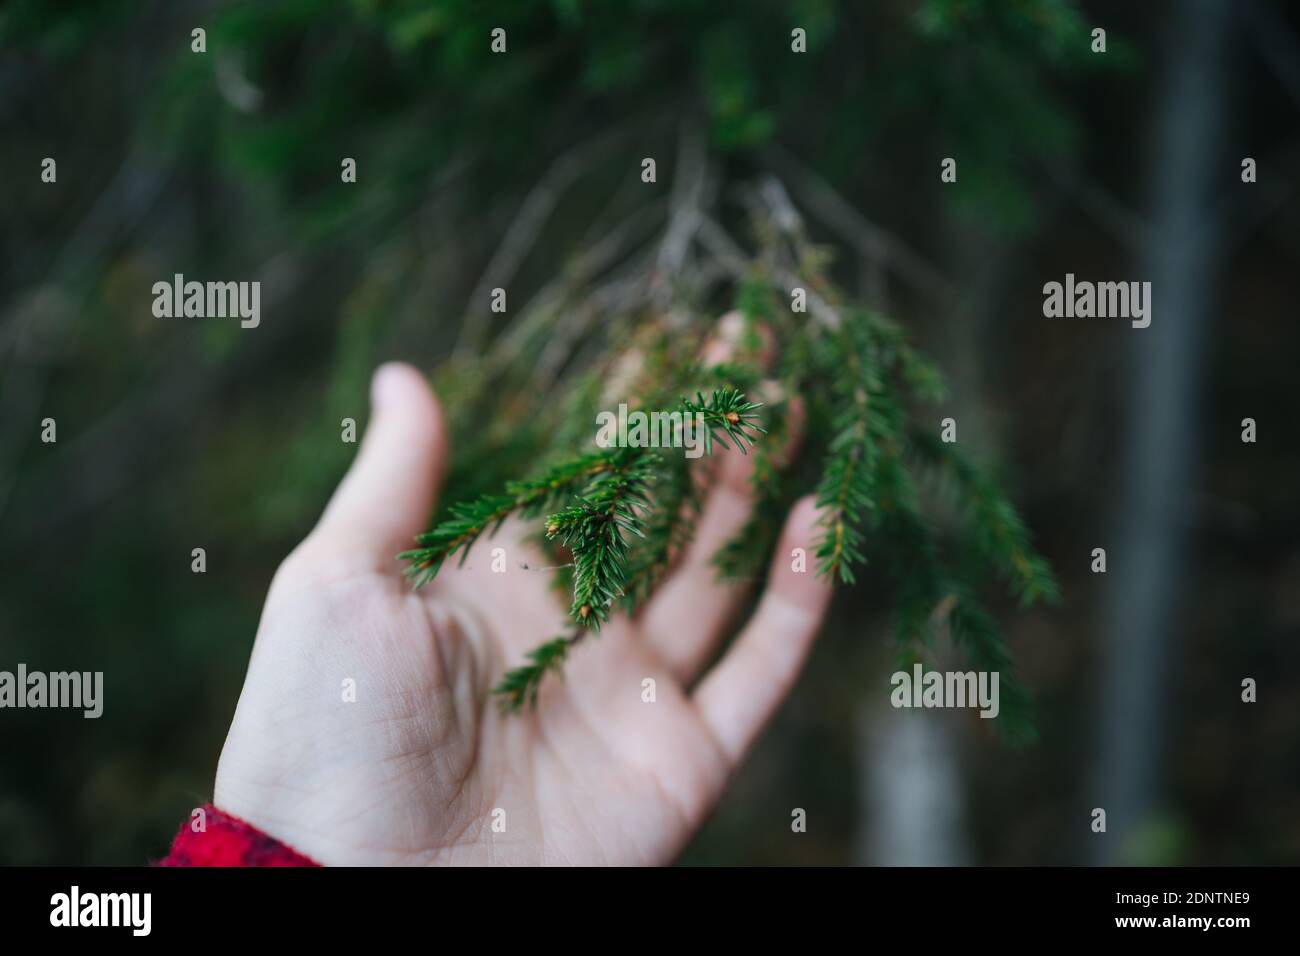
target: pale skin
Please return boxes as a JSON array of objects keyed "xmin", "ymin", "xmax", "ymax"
[{"xmin": 215, "ymin": 360, "xmax": 833, "ymax": 865}]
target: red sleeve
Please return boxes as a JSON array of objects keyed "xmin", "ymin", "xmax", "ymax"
[{"xmin": 157, "ymin": 805, "xmax": 321, "ymax": 867}]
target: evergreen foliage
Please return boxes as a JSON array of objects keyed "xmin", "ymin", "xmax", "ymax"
[
  {"xmin": 403, "ymin": 386, "xmax": 771, "ymax": 711},
  {"xmin": 405, "ymin": 207, "xmax": 1059, "ymax": 727}
]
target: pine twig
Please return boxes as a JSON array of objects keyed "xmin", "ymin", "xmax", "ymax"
[
  {"xmin": 399, "ymin": 449, "xmax": 625, "ymax": 586},
  {"xmin": 544, "ymin": 448, "xmax": 659, "ymax": 629},
  {"xmin": 492, "ymin": 633, "xmax": 581, "ymax": 713}
]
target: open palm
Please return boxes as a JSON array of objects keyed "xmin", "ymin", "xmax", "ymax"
[{"xmin": 215, "ymin": 362, "xmax": 831, "ymax": 865}]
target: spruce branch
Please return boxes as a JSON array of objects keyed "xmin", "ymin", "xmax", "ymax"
[
  {"xmin": 870, "ymin": 441, "xmax": 1042, "ymax": 742},
  {"xmin": 544, "ymin": 447, "xmax": 659, "ymax": 629},
  {"xmin": 863, "ymin": 311, "xmax": 948, "ymax": 403},
  {"xmin": 402, "ymin": 384, "xmax": 767, "ymax": 711},
  {"xmin": 398, "ymin": 190, "xmax": 1058, "ymax": 737},
  {"xmin": 399, "ymin": 449, "xmax": 625, "ymax": 586},
  {"xmin": 679, "ymin": 386, "xmax": 766, "ymax": 454},
  {"xmin": 814, "ymin": 315, "xmax": 889, "ymax": 582},
  {"xmin": 491, "ymin": 633, "xmax": 580, "ymax": 713},
  {"xmin": 945, "ymin": 588, "xmax": 1037, "ymax": 745},
  {"xmin": 909, "ymin": 429, "xmax": 1061, "ymax": 608},
  {"xmin": 620, "ymin": 455, "xmax": 697, "ymax": 608},
  {"xmin": 875, "ymin": 452, "xmax": 942, "ymax": 616},
  {"xmin": 714, "ymin": 395, "xmax": 794, "ymax": 580}
]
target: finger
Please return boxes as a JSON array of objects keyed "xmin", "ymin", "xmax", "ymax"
[
  {"xmin": 640, "ymin": 444, "xmax": 757, "ymax": 679},
  {"xmin": 308, "ymin": 362, "xmax": 448, "ymax": 569},
  {"xmin": 636, "ymin": 314, "xmax": 766, "ymax": 674},
  {"xmin": 693, "ymin": 496, "xmax": 833, "ymax": 766},
  {"xmin": 702, "ymin": 309, "xmax": 774, "ymax": 369},
  {"xmin": 642, "ymin": 388, "xmax": 804, "ymax": 682}
]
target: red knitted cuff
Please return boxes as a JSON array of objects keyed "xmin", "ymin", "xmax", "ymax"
[{"xmin": 158, "ymin": 805, "xmax": 321, "ymax": 867}]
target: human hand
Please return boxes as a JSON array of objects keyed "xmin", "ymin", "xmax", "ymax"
[{"xmin": 214, "ymin": 361, "xmax": 832, "ymax": 865}]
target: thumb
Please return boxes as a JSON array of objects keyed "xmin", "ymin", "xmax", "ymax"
[{"xmin": 311, "ymin": 362, "xmax": 448, "ymax": 568}]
